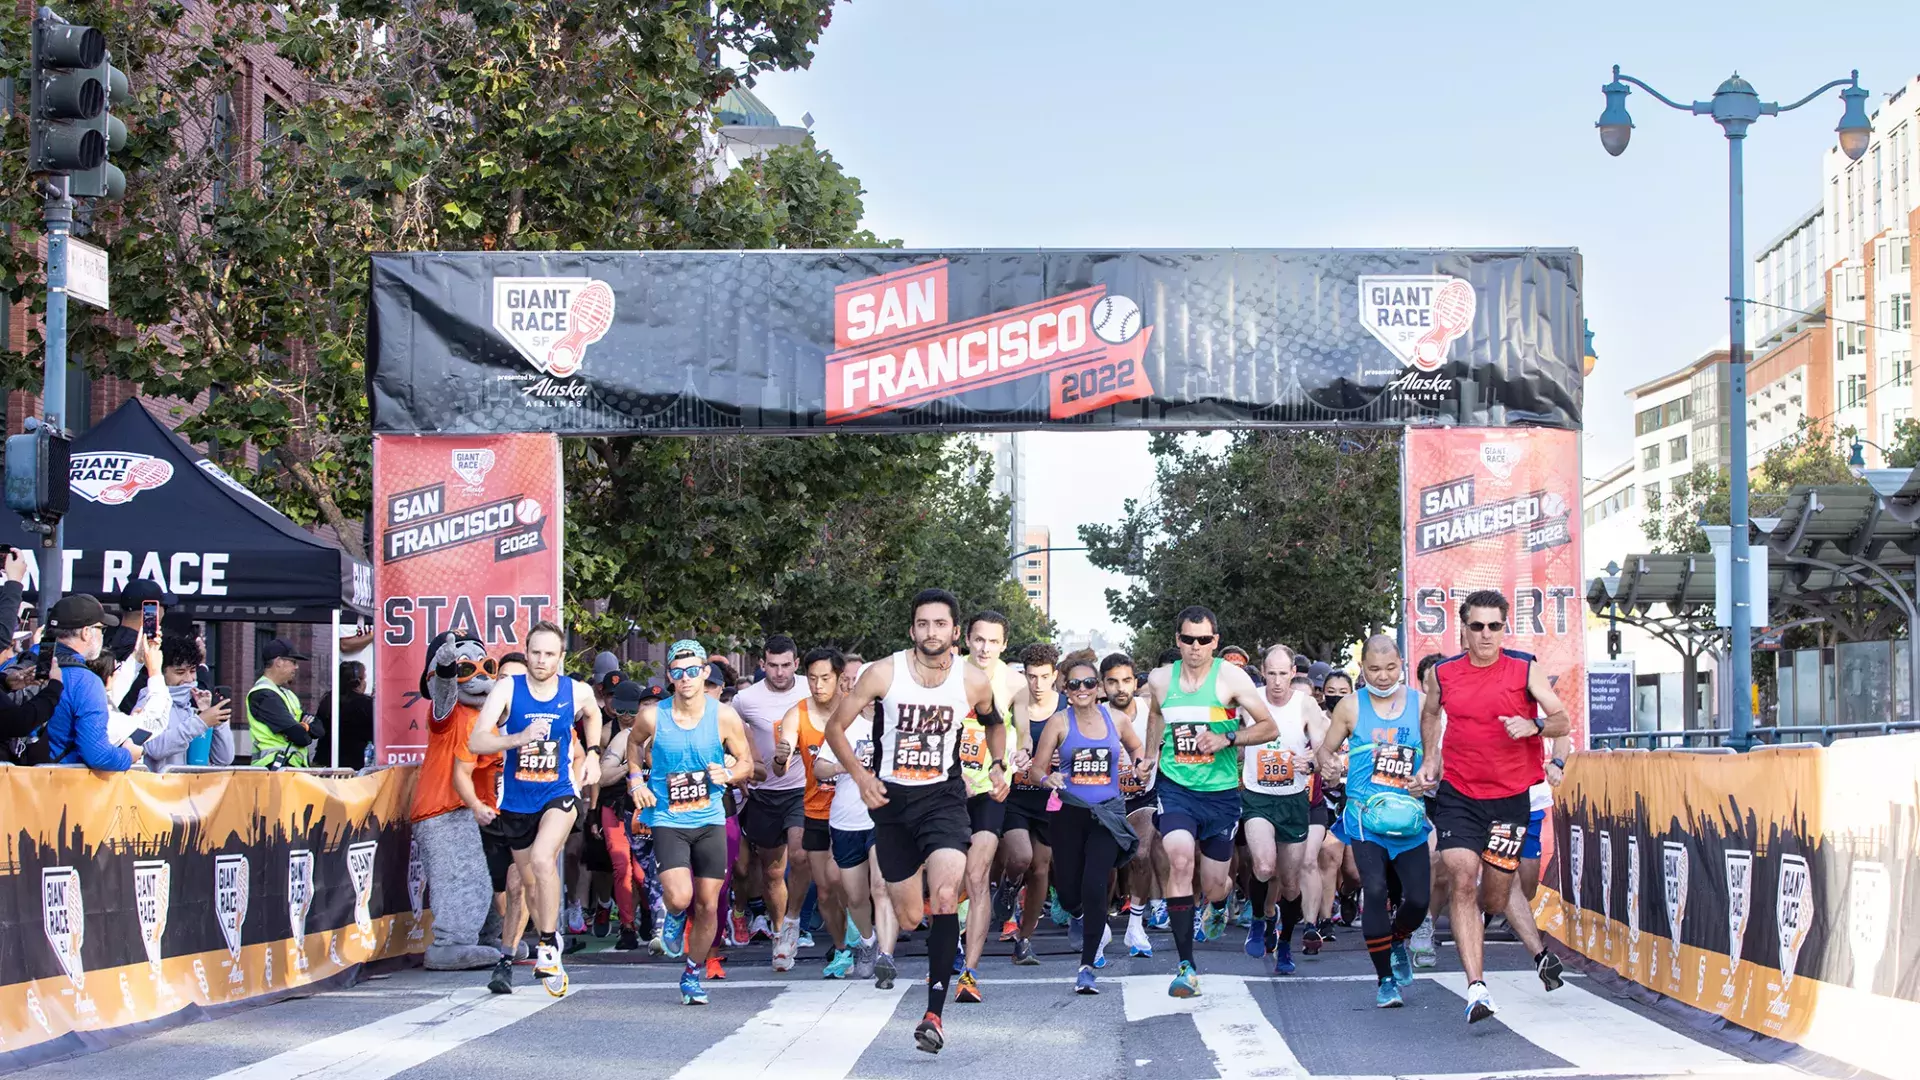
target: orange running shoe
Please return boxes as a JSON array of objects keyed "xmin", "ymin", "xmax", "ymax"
[
  {"xmin": 706, "ymin": 955, "xmax": 727, "ymax": 980},
  {"xmin": 914, "ymin": 1011, "xmax": 945, "ymax": 1054}
]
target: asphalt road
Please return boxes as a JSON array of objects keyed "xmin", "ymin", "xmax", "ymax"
[{"xmin": 11, "ymin": 917, "xmax": 1798, "ymax": 1080}]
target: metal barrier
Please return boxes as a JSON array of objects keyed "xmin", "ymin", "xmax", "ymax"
[{"xmin": 1592, "ymin": 721, "xmax": 1920, "ymax": 749}]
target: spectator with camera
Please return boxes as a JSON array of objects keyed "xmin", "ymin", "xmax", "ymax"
[{"xmin": 136, "ymin": 634, "xmax": 234, "ymax": 769}]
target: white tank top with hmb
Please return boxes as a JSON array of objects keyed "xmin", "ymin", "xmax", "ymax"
[
  {"xmin": 874, "ymin": 649, "xmax": 972, "ymax": 787},
  {"xmin": 1242, "ymin": 690, "xmax": 1314, "ymax": 796}
]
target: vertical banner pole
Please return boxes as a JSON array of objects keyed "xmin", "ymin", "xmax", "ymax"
[{"xmin": 330, "ymin": 606, "xmax": 341, "ymax": 768}]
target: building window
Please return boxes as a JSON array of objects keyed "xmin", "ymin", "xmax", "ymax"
[
  {"xmin": 1644, "ymin": 480, "xmax": 1660, "ymax": 504},
  {"xmin": 1024, "ymin": 573, "xmax": 1040, "ymax": 584},
  {"xmin": 1024, "ymin": 558, "xmax": 1041, "ymax": 568},
  {"xmin": 1895, "ymin": 350, "xmax": 1912, "ymax": 388},
  {"xmin": 1841, "ymin": 374, "xmax": 1868, "ymax": 409},
  {"xmin": 1668, "ymin": 434, "xmax": 1688, "ymax": 462},
  {"xmin": 1025, "ymin": 589, "xmax": 1041, "ymax": 600},
  {"xmin": 1893, "ymin": 294, "xmax": 1912, "ymax": 331},
  {"xmin": 1641, "ymin": 445, "xmax": 1661, "ymax": 470}
]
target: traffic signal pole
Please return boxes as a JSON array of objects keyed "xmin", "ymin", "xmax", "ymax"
[{"xmin": 38, "ymin": 172, "xmax": 71, "ymax": 614}]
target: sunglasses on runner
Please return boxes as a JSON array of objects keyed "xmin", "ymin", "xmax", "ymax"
[
  {"xmin": 1466, "ymin": 620, "xmax": 1505, "ymax": 633},
  {"xmin": 455, "ymin": 657, "xmax": 497, "ymax": 682},
  {"xmin": 1178, "ymin": 634, "xmax": 1215, "ymax": 646},
  {"xmin": 668, "ymin": 664, "xmax": 704, "ymax": 681},
  {"xmin": 1063, "ymin": 677, "xmax": 1100, "ymax": 691}
]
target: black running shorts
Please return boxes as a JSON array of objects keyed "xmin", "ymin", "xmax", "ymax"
[
  {"xmin": 741, "ymin": 786, "xmax": 806, "ymax": 850},
  {"xmin": 1429, "ymin": 781, "xmax": 1530, "ymax": 873},
  {"xmin": 967, "ymin": 791, "xmax": 1007, "ymax": 837},
  {"xmin": 871, "ymin": 780, "xmax": 971, "ymax": 883},
  {"xmin": 802, "ymin": 816, "xmax": 832, "ymax": 853},
  {"xmin": 1002, "ymin": 787, "xmax": 1052, "ymax": 847},
  {"xmin": 653, "ymin": 824, "xmax": 730, "ymax": 879},
  {"xmin": 485, "ymin": 794, "xmax": 579, "ymax": 853}
]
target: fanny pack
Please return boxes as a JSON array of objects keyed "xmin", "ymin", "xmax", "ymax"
[{"xmin": 1358, "ymin": 790, "xmax": 1426, "ymax": 839}]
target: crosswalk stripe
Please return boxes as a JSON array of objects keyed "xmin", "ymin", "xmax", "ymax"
[
  {"xmin": 205, "ymin": 988, "xmax": 563, "ymax": 1080},
  {"xmin": 1424, "ymin": 972, "xmax": 1787, "ymax": 1077},
  {"xmin": 1122, "ymin": 974, "xmax": 1306, "ymax": 1079},
  {"xmin": 668, "ymin": 981, "xmax": 908, "ymax": 1080}
]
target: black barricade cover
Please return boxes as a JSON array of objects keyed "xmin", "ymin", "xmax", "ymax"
[{"xmin": 369, "ymin": 249, "xmax": 1583, "ymax": 435}]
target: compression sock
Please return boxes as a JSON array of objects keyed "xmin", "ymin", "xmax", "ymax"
[
  {"xmin": 1279, "ymin": 896, "xmax": 1303, "ymax": 945},
  {"xmin": 926, "ymin": 913, "xmax": 960, "ymax": 1017},
  {"xmin": 1246, "ymin": 877, "xmax": 1271, "ymax": 922},
  {"xmin": 1169, "ymin": 896, "xmax": 1197, "ymax": 965},
  {"xmin": 1367, "ymin": 933, "xmax": 1394, "ymax": 980},
  {"xmin": 748, "ymin": 898, "xmax": 768, "ymax": 918}
]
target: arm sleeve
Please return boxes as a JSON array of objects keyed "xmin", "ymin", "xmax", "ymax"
[
  {"xmin": 248, "ymin": 688, "xmax": 312, "ymax": 746},
  {"xmin": 71, "ymin": 677, "xmax": 133, "ymax": 771},
  {"xmin": 139, "ymin": 692, "xmax": 206, "ymax": 765}
]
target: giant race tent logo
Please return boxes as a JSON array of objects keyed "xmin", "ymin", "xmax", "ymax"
[{"xmin": 70, "ymin": 451, "xmax": 174, "ymax": 504}]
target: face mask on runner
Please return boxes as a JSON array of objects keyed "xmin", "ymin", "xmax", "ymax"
[{"xmin": 1363, "ymin": 680, "xmax": 1402, "ymax": 698}]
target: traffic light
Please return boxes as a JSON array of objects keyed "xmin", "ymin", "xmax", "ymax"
[
  {"xmin": 5, "ymin": 418, "xmax": 72, "ymax": 522},
  {"xmin": 28, "ymin": 10, "xmax": 125, "ymax": 198}
]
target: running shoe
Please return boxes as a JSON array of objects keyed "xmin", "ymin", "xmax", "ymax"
[
  {"xmin": 1125, "ymin": 919, "xmax": 1154, "ymax": 958},
  {"xmin": 822, "ymin": 948, "xmax": 854, "ymax": 979},
  {"xmin": 1316, "ymin": 919, "xmax": 1337, "ymax": 944},
  {"xmin": 1244, "ymin": 918, "xmax": 1269, "ymax": 958},
  {"xmin": 1146, "ymin": 899, "xmax": 1170, "ymax": 931},
  {"xmin": 729, "ymin": 910, "xmax": 752, "ymax": 947},
  {"xmin": 647, "ymin": 934, "xmax": 667, "ymax": 957},
  {"xmin": 1048, "ymin": 892, "xmax": 1070, "ymax": 927},
  {"xmin": 1231, "ymin": 898, "xmax": 1252, "ymax": 928},
  {"xmin": 852, "ymin": 939, "xmax": 877, "ymax": 980},
  {"xmin": 1376, "ymin": 976, "xmax": 1404, "ymax": 1009},
  {"xmin": 1302, "ymin": 926, "xmax": 1323, "ymax": 956},
  {"xmin": 954, "ymin": 970, "xmax": 982, "ymax": 1003},
  {"xmin": 1075, "ymin": 965, "xmax": 1099, "ymax": 995},
  {"xmin": 999, "ymin": 918, "xmax": 1019, "ymax": 942},
  {"xmin": 749, "ymin": 914, "xmax": 773, "ymax": 942},
  {"xmin": 662, "ymin": 908, "xmax": 687, "ymax": 958},
  {"xmin": 797, "ymin": 930, "xmax": 815, "ymax": 950},
  {"xmin": 592, "ymin": 901, "xmax": 612, "ymax": 939},
  {"xmin": 679, "ymin": 965, "xmax": 708, "ymax": 1006},
  {"xmin": 1011, "ymin": 938, "xmax": 1039, "ymax": 966},
  {"xmin": 706, "ymin": 954, "xmax": 728, "ymax": 980},
  {"xmin": 1390, "ymin": 941, "xmax": 1413, "ymax": 987},
  {"xmin": 615, "ymin": 925, "xmax": 640, "ymax": 951},
  {"xmin": 1200, "ymin": 903, "xmax": 1228, "ymax": 942},
  {"xmin": 1092, "ymin": 922, "xmax": 1112, "ymax": 969},
  {"xmin": 772, "ymin": 920, "xmax": 799, "ymax": 972},
  {"xmin": 1168, "ymin": 960, "xmax": 1201, "ymax": 998},
  {"xmin": 1273, "ymin": 940, "xmax": 1295, "ymax": 975},
  {"xmin": 487, "ymin": 956, "xmax": 513, "ymax": 995},
  {"xmin": 1264, "ymin": 924, "xmax": 1278, "ymax": 957},
  {"xmin": 1410, "ymin": 917, "xmax": 1438, "ymax": 969},
  {"xmin": 993, "ymin": 882, "xmax": 1016, "ymax": 927},
  {"xmin": 1338, "ymin": 891, "xmax": 1360, "ymax": 927},
  {"xmin": 874, "ymin": 952, "xmax": 897, "ymax": 990},
  {"xmin": 564, "ymin": 903, "xmax": 588, "ymax": 936},
  {"xmin": 913, "ymin": 1012, "xmax": 944, "ymax": 1054},
  {"xmin": 534, "ymin": 941, "xmax": 567, "ymax": 997},
  {"xmin": 1192, "ymin": 908, "xmax": 1208, "ymax": 943},
  {"xmin": 1464, "ymin": 980, "xmax": 1498, "ymax": 1024},
  {"xmin": 1536, "ymin": 949, "xmax": 1566, "ymax": 991},
  {"xmin": 1068, "ymin": 915, "xmax": 1086, "ymax": 954}
]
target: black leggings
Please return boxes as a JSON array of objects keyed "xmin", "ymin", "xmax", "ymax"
[
  {"xmin": 1352, "ymin": 840, "xmax": 1431, "ymax": 981},
  {"xmin": 1050, "ymin": 801, "xmax": 1123, "ymax": 968}
]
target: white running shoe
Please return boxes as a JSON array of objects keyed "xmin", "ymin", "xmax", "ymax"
[
  {"xmin": 772, "ymin": 919, "xmax": 800, "ymax": 972},
  {"xmin": 1411, "ymin": 916, "xmax": 1438, "ymax": 969},
  {"xmin": 1125, "ymin": 917, "xmax": 1153, "ymax": 958},
  {"xmin": 1464, "ymin": 980, "xmax": 1498, "ymax": 1024},
  {"xmin": 749, "ymin": 914, "xmax": 774, "ymax": 943}
]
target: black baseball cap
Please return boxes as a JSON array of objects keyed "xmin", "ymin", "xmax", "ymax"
[
  {"xmin": 119, "ymin": 580, "xmax": 177, "ymax": 609},
  {"xmin": 261, "ymin": 638, "xmax": 310, "ymax": 663},
  {"xmin": 47, "ymin": 594, "xmax": 118, "ymax": 630},
  {"xmin": 611, "ymin": 681, "xmax": 646, "ymax": 713}
]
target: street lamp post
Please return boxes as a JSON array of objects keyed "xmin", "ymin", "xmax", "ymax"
[{"xmin": 1597, "ymin": 66, "xmax": 1873, "ymax": 750}]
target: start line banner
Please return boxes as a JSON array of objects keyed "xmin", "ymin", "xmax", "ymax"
[
  {"xmin": 1536, "ymin": 738, "xmax": 1920, "ymax": 1080},
  {"xmin": 367, "ymin": 249, "xmax": 1583, "ymax": 435},
  {"xmin": 0, "ymin": 767, "xmax": 423, "ymax": 1071},
  {"xmin": 1402, "ymin": 426, "xmax": 1586, "ymax": 746},
  {"xmin": 372, "ymin": 434, "xmax": 564, "ymax": 765}
]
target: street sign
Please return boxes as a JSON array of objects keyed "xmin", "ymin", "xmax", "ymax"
[{"xmin": 68, "ymin": 237, "xmax": 106, "ymax": 310}]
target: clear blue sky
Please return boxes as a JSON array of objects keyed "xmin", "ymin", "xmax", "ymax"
[{"xmin": 751, "ymin": 1, "xmax": 1920, "ymax": 640}]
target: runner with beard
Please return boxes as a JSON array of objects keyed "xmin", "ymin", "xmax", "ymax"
[
  {"xmin": 1321, "ymin": 635, "xmax": 1433, "ymax": 1008},
  {"xmin": 775, "ymin": 646, "xmax": 854, "ymax": 976},
  {"xmin": 626, "ymin": 639, "xmax": 755, "ymax": 1005},
  {"xmin": 1144, "ymin": 606, "xmax": 1278, "ymax": 998},
  {"xmin": 1001, "ymin": 643, "xmax": 1060, "ymax": 965},
  {"xmin": 1420, "ymin": 591, "xmax": 1570, "ymax": 1023},
  {"xmin": 954, "ymin": 611, "xmax": 1023, "ymax": 1003},
  {"xmin": 733, "ymin": 636, "xmax": 811, "ymax": 971},
  {"xmin": 1239, "ymin": 645, "xmax": 1325, "ymax": 974},
  {"xmin": 1106, "ymin": 653, "xmax": 1161, "ymax": 958},
  {"xmin": 824, "ymin": 589, "xmax": 1004, "ymax": 1055}
]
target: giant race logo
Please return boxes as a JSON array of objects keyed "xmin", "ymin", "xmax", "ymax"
[
  {"xmin": 824, "ymin": 260, "xmax": 1155, "ymax": 423},
  {"xmin": 71, "ymin": 452, "xmax": 174, "ymax": 504}
]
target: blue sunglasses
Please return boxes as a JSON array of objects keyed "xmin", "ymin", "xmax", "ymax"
[{"xmin": 668, "ymin": 664, "xmax": 705, "ymax": 681}]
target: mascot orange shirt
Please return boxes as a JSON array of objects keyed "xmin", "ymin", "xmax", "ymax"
[{"xmin": 410, "ymin": 633, "xmax": 503, "ymax": 822}]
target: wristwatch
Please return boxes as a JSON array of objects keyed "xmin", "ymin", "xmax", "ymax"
[
  {"xmin": 1550, "ymin": 757, "xmax": 1566, "ymax": 769},
  {"xmin": 1532, "ymin": 717, "xmax": 1546, "ymax": 734},
  {"xmin": 990, "ymin": 758, "xmax": 1007, "ymax": 771}
]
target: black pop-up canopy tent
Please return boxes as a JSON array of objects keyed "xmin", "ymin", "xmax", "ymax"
[{"xmin": 12, "ymin": 399, "xmax": 372, "ymax": 621}]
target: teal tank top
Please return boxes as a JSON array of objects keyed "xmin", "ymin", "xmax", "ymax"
[
  {"xmin": 645, "ymin": 698, "xmax": 727, "ymax": 829},
  {"xmin": 1337, "ymin": 687, "xmax": 1432, "ymax": 855}
]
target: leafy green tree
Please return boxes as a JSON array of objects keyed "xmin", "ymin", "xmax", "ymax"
[
  {"xmin": 1082, "ymin": 430, "xmax": 1401, "ymax": 661},
  {"xmin": 1642, "ymin": 420, "xmax": 1859, "ymax": 554}
]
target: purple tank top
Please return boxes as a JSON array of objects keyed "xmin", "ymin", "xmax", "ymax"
[{"xmin": 1056, "ymin": 703, "xmax": 1124, "ymax": 805}]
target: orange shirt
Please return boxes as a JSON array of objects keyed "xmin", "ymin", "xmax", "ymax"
[
  {"xmin": 798, "ymin": 699, "xmax": 833, "ymax": 820},
  {"xmin": 410, "ymin": 701, "xmax": 499, "ymax": 822}
]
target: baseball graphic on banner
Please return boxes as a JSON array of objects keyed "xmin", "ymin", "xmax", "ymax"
[{"xmin": 1090, "ymin": 294, "xmax": 1142, "ymax": 344}]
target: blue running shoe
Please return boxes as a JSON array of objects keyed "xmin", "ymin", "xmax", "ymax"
[
  {"xmin": 823, "ymin": 948, "xmax": 855, "ymax": 979},
  {"xmin": 1200, "ymin": 903, "xmax": 1228, "ymax": 942},
  {"xmin": 1168, "ymin": 960, "xmax": 1201, "ymax": 998},
  {"xmin": 1145, "ymin": 900, "xmax": 1169, "ymax": 931},
  {"xmin": 1464, "ymin": 981, "xmax": 1498, "ymax": 1024},
  {"xmin": 1093, "ymin": 922, "xmax": 1111, "ymax": 969},
  {"xmin": 1192, "ymin": 909, "xmax": 1209, "ymax": 943},
  {"xmin": 1068, "ymin": 915, "xmax": 1085, "ymax": 953},
  {"xmin": 1390, "ymin": 941, "xmax": 1414, "ymax": 987},
  {"xmin": 1049, "ymin": 892, "xmax": 1070, "ymax": 927},
  {"xmin": 1244, "ymin": 918, "xmax": 1268, "ymax": 958},
  {"xmin": 1273, "ymin": 940, "xmax": 1296, "ymax": 975},
  {"xmin": 1375, "ymin": 976, "xmax": 1404, "ymax": 1009},
  {"xmin": 663, "ymin": 908, "xmax": 687, "ymax": 959},
  {"xmin": 679, "ymin": 964, "xmax": 708, "ymax": 1005},
  {"xmin": 1075, "ymin": 965, "xmax": 1099, "ymax": 995}
]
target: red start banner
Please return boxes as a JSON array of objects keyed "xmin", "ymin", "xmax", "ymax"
[
  {"xmin": 1402, "ymin": 427, "xmax": 1587, "ymax": 747},
  {"xmin": 372, "ymin": 434, "xmax": 563, "ymax": 765},
  {"xmin": 825, "ymin": 259, "xmax": 1155, "ymax": 422}
]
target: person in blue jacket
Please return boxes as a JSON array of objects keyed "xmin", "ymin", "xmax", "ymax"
[{"xmin": 40, "ymin": 594, "xmax": 137, "ymax": 771}]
